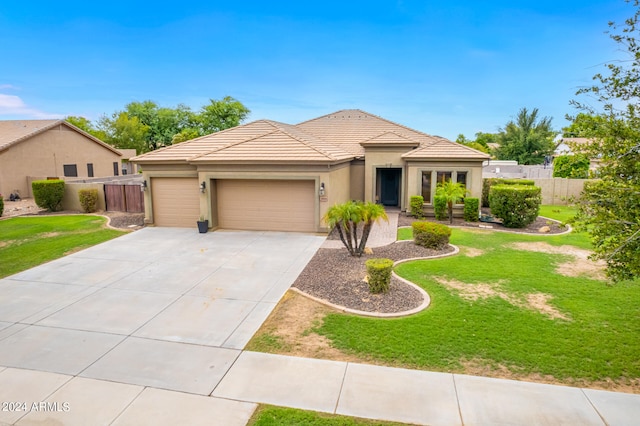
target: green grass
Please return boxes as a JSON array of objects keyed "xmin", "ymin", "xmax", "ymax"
[
  {"xmin": 0, "ymin": 215, "xmax": 125, "ymax": 278},
  {"xmin": 317, "ymin": 227, "xmax": 640, "ymax": 385},
  {"xmin": 248, "ymin": 406, "xmax": 406, "ymax": 426},
  {"xmin": 538, "ymin": 204, "xmax": 578, "ymax": 224}
]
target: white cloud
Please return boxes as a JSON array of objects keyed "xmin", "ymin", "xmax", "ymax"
[{"xmin": 0, "ymin": 93, "xmax": 62, "ymax": 119}]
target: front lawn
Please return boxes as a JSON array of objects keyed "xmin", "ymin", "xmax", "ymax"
[
  {"xmin": 0, "ymin": 215, "xmax": 125, "ymax": 278},
  {"xmin": 249, "ymin": 406, "xmax": 405, "ymax": 426},
  {"xmin": 315, "ymin": 227, "xmax": 640, "ymax": 389}
]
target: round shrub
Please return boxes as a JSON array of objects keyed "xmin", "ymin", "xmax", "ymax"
[
  {"xmin": 78, "ymin": 188, "xmax": 99, "ymax": 213},
  {"xmin": 434, "ymin": 195, "xmax": 447, "ymax": 221},
  {"xmin": 32, "ymin": 179, "xmax": 65, "ymax": 212},
  {"xmin": 410, "ymin": 195, "xmax": 424, "ymax": 218},
  {"xmin": 365, "ymin": 258, "xmax": 394, "ymax": 294},
  {"xmin": 412, "ymin": 221, "xmax": 451, "ymax": 249},
  {"xmin": 463, "ymin": 197, "xmax": 480, "ymax": 222},
  {"xmin": 489, "ymin": 184, "xmax": 542, "ymax": 228}
]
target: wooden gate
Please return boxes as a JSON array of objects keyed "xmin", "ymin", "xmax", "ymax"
[{"xmin": 104, "ymin": 184, "xmax": 144, "ymax": 212}]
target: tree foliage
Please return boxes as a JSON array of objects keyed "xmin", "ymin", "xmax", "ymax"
[
  {"xmin": 66, "ymin": 96, "xmax": 250, "ymax": 154},
  {"xmin": 324, "ymin": 201, "xmax": 388, "ymax": 257},
  {"xmin": 570, "ymin": 1, "xmax": 640, "ymax": 281},
  {"xmin": 455, "ymin": 132, "xmax": 492, "ymax": 154},
  {"xmin": 493, "ymin": 107, "xmax": 556, "ymax": 165},
  {"xmin": 552, "ymin": 154, "xmax": 590, "ymax": 178}
]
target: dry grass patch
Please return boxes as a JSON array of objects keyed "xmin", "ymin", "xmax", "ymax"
[
  {"xmin": 509, "ymin": 242, "xmax": 606, "ymax": 280},
  {"xmin": 459, "ymin": 246, "xmax": 486, "ymax": 257},
  {"xmin": 433, "ymin": 277, "xmax": 570, "ymax": 321}
]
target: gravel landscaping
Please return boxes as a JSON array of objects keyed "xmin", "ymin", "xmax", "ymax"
[{"xmin": 293, "ymin": 241, "xmax": 455, "ymax": 314}]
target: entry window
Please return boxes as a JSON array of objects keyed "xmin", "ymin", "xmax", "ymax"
[
  {"xmin": 87, "ymin": 163, "xmax": 94, "ymax": 177},
  {"xmin": 63, "ymin": 164, "xmax": 78, "ymax": 177},
  {"xmin": 113, "ymin": 162, "xmax": 119, "ymax": 176},
  {"xmin": 421, "ymin": 171, "xmax": 432, "ymax": 203},
  {"xmin": 436, "ymin": 171, "xmax": 452, "ymax": 184}
]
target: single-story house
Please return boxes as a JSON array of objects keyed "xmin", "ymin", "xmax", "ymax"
[
  {"xmin": 0, "ymin": 119, "xmax": 124, "ymax": 198},
  {"xmin": 132, "ymin": 109, "xmax": 489, "ymax": 232}
]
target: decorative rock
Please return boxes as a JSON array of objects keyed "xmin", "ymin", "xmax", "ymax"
[
  {"xmin": 538, "ymin": 226, "xmax": 551, "ymax": 233},
  {"xmin": 363, "ymin": 247, "xmax": 374, "ymax": 255}
]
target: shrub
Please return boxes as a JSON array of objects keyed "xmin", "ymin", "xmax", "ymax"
[
  {"xmin": 32, "ymin": 179, "xmax": 65, "ymax": 212},
  {"xmin": 410, "ymin": 195, "xmax": 424, "ymax": 218},
  {"xmin": 78, "ymin": 189, "xmax": 99, "ymax": 213},
  {"xmin": 463, "ymin": 197, "xmax": 480, "ymax": 222},
  {"xmin": 0, "ymin": 195, "xmax": 3, "ymax": 216},
  {"xmin": 365, "ymin": 258, "xmax": 394, "ymax": 294},
  {"xmin": 482, "ymin": 178, "xmax": 534, "ymax": 207},
  {"xmin": 412, "ymin": 221, "xmax": 451, "ymax": 249},
  {"xmin": 489, "ymin": 184, "xmax": 542, "ymax": 228},
  {"xmin": 553, "ymin": 154, "xmax": 590, "ymax": 178},
  {"xmin": 434, "ymin": 196, "xmax": 447, "ymax": 220}
]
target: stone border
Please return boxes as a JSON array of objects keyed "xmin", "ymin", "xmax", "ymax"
[{"xmin": 291, "ymin": 244, "xmax": 460, "ymax": 318}]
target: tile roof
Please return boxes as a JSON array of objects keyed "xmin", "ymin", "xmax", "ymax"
[
  {"xmin": 0, "ymin": 119, "xmax": 121, "ymax": 154},
  {"xmin": 132, "ymin": 109, "xmax": 489, "ymax": 164}
]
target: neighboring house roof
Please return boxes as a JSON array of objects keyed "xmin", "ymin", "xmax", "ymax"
[
  {"xmin": 132, "ymin": 109, "xmax": 489, "ymax": 164},
  {"xmin": 0, "ymin": 119, "xmax": 121, "ymax": 155}
]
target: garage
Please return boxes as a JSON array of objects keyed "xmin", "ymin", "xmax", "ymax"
[
  {"xmin": 217, "ymin": 179, "xmax": 316, "ymax": 232},
  {"xmin": 151, "ymin": 177, "xmax": 200, "ymax": 227}
]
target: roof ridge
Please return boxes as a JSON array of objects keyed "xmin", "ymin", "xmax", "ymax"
[
  {"xmin": 360, "ymin": 130, "xmax": 422, "ymax": 145},
  {"xmin": 189, "ymin": 123, "xmax": 283, "ymax": 160},
  {"xmin": 273, "ymin": 124, "xmax": 345, "ymax": 161}
]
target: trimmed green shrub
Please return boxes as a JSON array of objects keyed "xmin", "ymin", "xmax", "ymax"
[
  {"xmin": 412, "ymin": 221, "xmax": 451, "ymax": 249},
  {"xmin": 78, "ymin": 189, "xmax": 99, "ymax": 213},
  {"xmin": 482, "ymin": 178, "xmax": 535, "ymax": 207},
  {"xmin": 410, "ymin": 195, "xmax": 424, "ymax": 218},
  {"xmin": 0, "ymin": 195, "xmax": 3, "ymax": 216},
  {"xmin": 434, "ymin": 195, "xmax": 447, "ymax": 220},
  {"xmin": 32, "ymin": 179, "xmax": 65, "ymax": 212},
  {"xmin": 463, "ymin": 197, "xmax": 480, "ymax": 222},
  {"xmin": 553, "ymin": 154, "xmax": 590, "ymax": 178},
  {"xmin": 365, "ymin": 258, "xmax": 394, "ymax": 294},
  {"xmin": 489, "ymin": 184, "xmax": 542, "ymax": 228}
]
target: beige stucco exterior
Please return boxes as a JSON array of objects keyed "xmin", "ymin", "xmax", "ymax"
[
  {"xmin": 132, "ymin": 109, "xmax": 489, "ymax": 231},
  {"xmin": 0, "ymin": 121, "xmax": 122, "ymax": 198}
]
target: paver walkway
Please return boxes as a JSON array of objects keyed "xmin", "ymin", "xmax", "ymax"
[
  {"xmin": 321, "ymin": 210, "xmax": 399, "ymax": 249},
  {"xmin": 0, "ymin": 226, "xmax": 638, "ymax": 425}
]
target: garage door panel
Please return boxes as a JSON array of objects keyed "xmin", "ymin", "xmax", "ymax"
[
  {"xmin": 217, "ymin": 180, "xmax": 315, "ymax": 232},
  {"xmin": 152, "ymin": 177, "xmax": 200, "ymax": 227}
]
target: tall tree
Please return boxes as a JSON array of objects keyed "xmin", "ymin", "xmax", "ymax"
[
  {"xmin": 570, "ymin": 1, "xmax": 640, "ymax": 281},
  {"xmin": 65, "ymin": 116, "xmax": 108, "ymax": 140},
  {"xmin": 494, "ymin": 107, "xmax": 556, "ymax": 165},
  {"xmin": 198, "ymin": 96, "xmax": 250, "ymax": 134}
]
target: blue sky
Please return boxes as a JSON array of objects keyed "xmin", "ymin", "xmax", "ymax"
[{"xmin": 0, "ymin": 1, "xmax": 632, "ymax": 140}]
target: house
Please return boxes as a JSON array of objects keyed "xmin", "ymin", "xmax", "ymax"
[
  {"xmin": 131, "ymin": 109, "xmax": 489, "ymax": 232},
  {"xmin": 0, "ymin": 120, "xmax": 123, "ymax": 198},
  {"xmin": 556, "ymin": 137, "xmax": 601, "ymax": 173}
]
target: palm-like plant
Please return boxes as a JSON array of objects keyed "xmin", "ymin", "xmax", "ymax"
[
  {"xmin": 324, "ymin": 201, "xmax": 388, "ymax": 257},
  {"xmin": 435, "ymin": 181, "xmax": 468, "ymax": 224}
]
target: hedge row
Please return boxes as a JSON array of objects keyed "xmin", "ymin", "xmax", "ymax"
[
  {"xmin": 482, "ymin": 178, "xmax": 534, "ymax": 207},
  {"xmin": 489, "ymin": 184, "xmax": 541, "ymax": 228}
]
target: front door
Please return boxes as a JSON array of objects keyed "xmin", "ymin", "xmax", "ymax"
[{"xmin": 379, "ymin": 168, "xmax": 401, "ymax": 206}]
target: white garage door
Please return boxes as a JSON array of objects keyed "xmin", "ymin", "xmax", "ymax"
[
  {"xmin": 217, "ymin": 179, "xmax": 315, "ymax": 232},
  {"xmin": 151, "ymin": 177, "xmax": 200, "ymax": 227}
]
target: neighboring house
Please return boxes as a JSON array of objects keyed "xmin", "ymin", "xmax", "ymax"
[
  {"xmin": 132, "ymin": 109, "xmax": 489, "ymax": 232},
  {"xmin": 0, "ymin": 120, "xmax": 123, "ymax": 198},
  {"xmin": 556, "ymin": 137, "xmax": 601, "ymax": 173}
]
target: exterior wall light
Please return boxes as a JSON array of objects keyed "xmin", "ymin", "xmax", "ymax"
[
  {"xmin": 200, "ymin": 181, "xmax": 206, "ymax": 193},
  {"xmin": 141, "ymin": 180, "xmax": 147, "ymax": 192},
  {"xmin": 319, "ymin": 182, "xmax": 325, "ymax": 196}
]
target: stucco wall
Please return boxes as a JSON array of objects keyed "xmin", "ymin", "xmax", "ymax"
[
  {"xmin": 363, "ymin": 147, "xmax": 409, "ymax": 206},
  {"xmin": 0, "ymin": 125, "xmax": 121, "ymax": 198},
  {"xmin": 349, "ymin": 160, "xmax": 365, "ymax": 201},
  {"xmin": 406, "ymin": 160, "xmax": 484, "ymax": 206},
  {"xmin": 62, "ymin": 183, "xmax": 107, "ymax": 211}
]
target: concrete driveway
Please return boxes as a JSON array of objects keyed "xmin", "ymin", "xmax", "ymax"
[{"xmin": 0, "ymin": 227, "xmax": 325, "ymax": 425}]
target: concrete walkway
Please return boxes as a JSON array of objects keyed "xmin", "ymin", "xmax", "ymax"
[{"xmin": 1, "ymin": 227, "xmax": 639, "ymax": 425}]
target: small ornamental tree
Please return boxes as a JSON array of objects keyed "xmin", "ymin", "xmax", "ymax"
[
  {"xmin": 489, "ymin": 184, "xmax": 541, "ymax": 228},
  {"xmin": 32, "ymin": 179, "xmax": 65, "ymax": 212},
  {"xmin": 435, "ymin": 181, "xmax": 468, "ymax": 224},
  {"xmin": 324, "ymin": 201, "xmax": 388, "ymax": 257}
]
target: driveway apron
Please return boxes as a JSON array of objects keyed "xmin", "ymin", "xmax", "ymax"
[{"xmin": 0, "ymin": 228, "xmax": 326, "ymax": 398}]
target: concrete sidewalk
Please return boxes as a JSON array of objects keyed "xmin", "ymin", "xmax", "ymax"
[{"xmin": 2, "ymin": 353, "xmax": 639, "ymax": 425}]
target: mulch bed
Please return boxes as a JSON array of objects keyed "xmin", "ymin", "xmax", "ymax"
[
  {"xmin": 397, "ymin": 208, "xmax": 568, "ymax": 234},
  {"xmin": 292, "ymin": 242, "xmax": 455, "ymax": 314}
]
